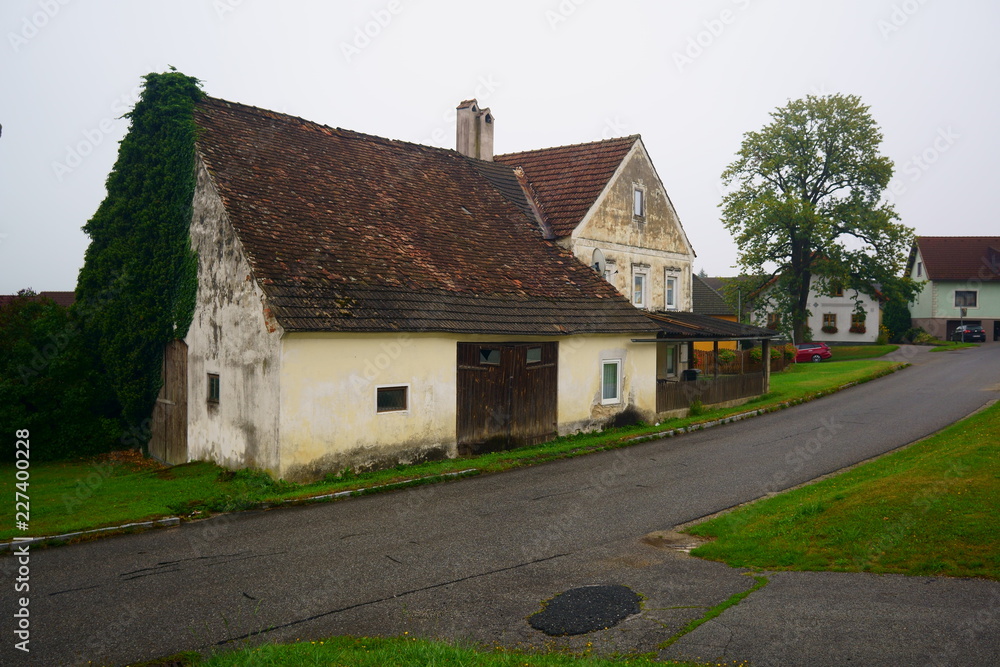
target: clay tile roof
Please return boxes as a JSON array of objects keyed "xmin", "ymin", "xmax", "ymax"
[
  {"xmin": 495, "ymin": 136, "xmax": 638, "ymax": 237},
  {"xmin": 0, "ymin": 291, "xmax": 75, "ymax": 308},
  {"xmin": 193, "ymin": 98, "xmax": 657, "ymax": 335},
  {"xmin": 914, "ymin": 236, "xmax": 1000, "ymax": 282}
]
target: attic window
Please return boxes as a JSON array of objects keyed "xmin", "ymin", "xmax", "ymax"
[
  {"xmin": 916, "ymin": 262, "xmax": 922, "ymax": 277},
  {"xmin": 633, "ymin": 188, "xmax": 645, "ymax": 217},
  {"xmin": 485, "ymin": 114, "xmax": 493, "ymax": 124}
]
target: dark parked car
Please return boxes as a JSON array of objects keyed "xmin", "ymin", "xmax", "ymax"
[
  {"xmin": 951, "ymin": 325, "xmax": 986, "ymax": 342},
  {"xmin": 795, "ymin": 342, "xmax": 832, "ymax": 363}
]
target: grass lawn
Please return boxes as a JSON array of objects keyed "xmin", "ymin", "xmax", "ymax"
[
  {"xmin": 930, "ymin": 341, "xmax": 979, "ymax": 352},
  {"xmin": 685, "ymin": 400, "xmax": 1000, "ymax": 580},
  {"xmin": 145, "ymin": 636, "xmax": 734, "ymax": 667},
  {"xmin": 1, "ymin": 358, "xmax": 905, "ymax": 543},
  {"xmin": 827, "ymin": 344, "xmax": 898, "ymax": 361}
]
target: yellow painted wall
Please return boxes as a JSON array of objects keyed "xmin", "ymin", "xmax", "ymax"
[
  {"xmin": 694, "ymin": 315, "xmax": 739, "ymax": 351},
  {"xmin": 277, "ymin": 332, "xmax": 658, "ymax": 480}
]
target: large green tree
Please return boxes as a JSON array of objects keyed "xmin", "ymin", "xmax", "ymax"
[{"xmin": 720, "ymin": 93, "xmax": 916, "ymax": 343}]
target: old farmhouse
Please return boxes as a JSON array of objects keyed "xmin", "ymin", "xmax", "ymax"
[{"xmin": 148, "ymin": 96, "xmax": 774, "ymax": 480}]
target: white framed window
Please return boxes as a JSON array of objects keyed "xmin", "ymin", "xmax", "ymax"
[
  {"xmin": 632, "ymin": 269, "xmax": 648, "ymax": 308},
  {"xmin": 376, "ymin": 384, "xmax": 409, "ymax": 413},
  {"xmin": 955, "ymin": 290, "xmax": 978, "ymax": 308},
  {"xmin": 601, "ymin": 359, "xmax": 621, "ymax": 405},
  {"xmin": 664, "ymin": 273, "xmax": 678, "ymax": 310},
  {"xmin": 633, "ymin": 188, "xmax": 645, "ymax": 217}
]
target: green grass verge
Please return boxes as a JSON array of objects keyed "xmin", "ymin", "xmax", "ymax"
[
  {"xmin": 172, "ymin": 635, "xmax": 720, "ymax": 667},
  {"xmin": 685, "ymin": 401, "xmax": 1000, "ymax": 580},
  {"xmin": 930, "ymin": 341, "xmax": 979, "ymax": 352},
  {"xmin": 827, "ymin": 344, "xmax": 898, "ymax": 361},
  {"xmin": 658, "ymin": 575, "xmax": 768, "ymax": 649},
  {"xmin": 0, "ymin": 359, "xmax": 905, "ymax": 542}
]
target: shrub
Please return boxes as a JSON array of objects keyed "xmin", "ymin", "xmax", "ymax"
[
  {"xmin": 782, "ymin": 344, "xmax": 796, "ymax": 360},
  {"xmin": 0, "ymin": 295, "xmax": 123, "ymax": 462},
  {"xmin": 717, "ymin": 349, "xmax": 737, "ymax": 364},
  {"xmin": 749, "ymin": 347, "xmax": 763, "ymax": 363},
  {"xmin": 689, "ymin": 399, "xmax": 705, "ymax": 417}
]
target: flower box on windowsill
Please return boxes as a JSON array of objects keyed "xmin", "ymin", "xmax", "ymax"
[
  {"xmin": 849, "ymin": 325, "xmax": 867, "ymax": 334},
  {"xmin": 821, "ymin": 326, "xmax": 838, "ymax": 334}
]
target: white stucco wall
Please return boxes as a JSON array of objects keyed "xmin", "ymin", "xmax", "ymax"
[
  {"xmin": 186, "ymin": 157, "xmax": 283, "ymax": 473},
  {"xmin": 806, "ymin": 286, "xmax": 881, "ymax": 344},
  {"xmin": 275, "ymin": 332, "xmax": 657, "ymax": 480}
]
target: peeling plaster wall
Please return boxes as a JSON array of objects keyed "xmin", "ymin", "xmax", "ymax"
[
  {"xmin": 186, "ymin": 157, "xmax": 283, "ymax": 473},
  {"xmin": 571, "ymin": 145, "xmax": 694, "ymax": 312}
]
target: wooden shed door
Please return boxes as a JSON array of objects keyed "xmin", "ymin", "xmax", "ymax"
[
  {"xmin": 456, "ymin": 342, "xmax": 557, "ymax": 455},
  {"xmin": 149, "ymin": 339, "xmax": 188, "ymax": 464}
]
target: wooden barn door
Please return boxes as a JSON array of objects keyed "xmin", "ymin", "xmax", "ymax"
[
  {"xmin": 149, "ymin": 339, "xmax": 188, "ymax": 464},
  {"xmin": 456, "ymin": 342, "xmax": 557, "ymax": 455}
]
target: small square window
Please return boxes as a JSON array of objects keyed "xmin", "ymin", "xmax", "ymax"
[
  {"xmin": 526, "ymin": 347, "xmax": 542, "ymax": 364},
  {"xmin": 480, "ymin": 348, "xmax": 501, "ymax": 365},
  {"xmin": 207, "ymin": 374, "xmax": 220, "ymax": 404},
  {"xmin": 955, "ymin": 291, "xmax": 978, "ymax": 308},
  {"xmin": 633, "ymin": 188, "xmax": 644, "ymax": 217},
  {"xmin": 602, "ymin": 359, "xmax": 621, "ymax": 405},
  {"xmin": 376, "ymin": 386, "xmax": 408, "ymax": 413}
]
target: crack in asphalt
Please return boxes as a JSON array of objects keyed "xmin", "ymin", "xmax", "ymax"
[
  {"xmin": 48, "ymin": 584, "xmax": 101, "ymax": 597},
  {"xmin": 119, "ymin": 551, "xmax": 285, "ymax": 580},
  {"xmin": 213, "ymin": 552, "xmax": 570, "ymax": 645}
]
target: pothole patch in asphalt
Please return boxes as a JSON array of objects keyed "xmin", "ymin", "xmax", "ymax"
[
  {"xmin": 641, "ymin": 529, "xmax": 711, "ymax": 553},
  {"xmin": 529, "ymin": 584, "xmax": 641, "ymax": 636}
]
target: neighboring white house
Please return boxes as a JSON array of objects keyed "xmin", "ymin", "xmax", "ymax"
[{"xmin": 749, "ymin": 276, "xmax": 882, "ymax": 344}]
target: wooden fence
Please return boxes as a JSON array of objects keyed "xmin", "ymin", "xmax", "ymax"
[
  {"xmin": 692, "ymin": 347, "xmax": 792, "ymax": 376},
  {"xmin": 656, "ymin": 371, "xmax": 766, "ymax": 413}
]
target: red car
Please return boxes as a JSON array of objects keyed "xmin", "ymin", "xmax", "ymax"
[{"xmin": 795, "ymin": 342, "xmax": 832, "ymax": 363}]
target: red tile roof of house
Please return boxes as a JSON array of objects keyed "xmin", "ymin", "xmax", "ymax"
[
  {"xmin": 495, "ymin": 136, "xmax": 638, "ymax": 238},
  {"xmin": 912, "ymin": 236, "xmax": 1000, "ymax": 282},
  {"xmin": 0, "ymin": 291, "xmax": 75, "ymax": 308},
  {"xmin": 193, "ymin": 98, "xmax": 657, "ymax": 335}
]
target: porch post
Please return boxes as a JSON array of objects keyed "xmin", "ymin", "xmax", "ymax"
[
  {"xmin": 761, "ymin": 338, "xmax": 771, "ymax": 393},
  {"xmin": 712, "ymin": 340, "xmax": 719, "ymax": 379}
]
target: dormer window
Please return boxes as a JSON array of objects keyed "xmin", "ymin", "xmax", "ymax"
[{"xmin": 633, "ymin": 188, "xmax": 645, "ymax": 217}]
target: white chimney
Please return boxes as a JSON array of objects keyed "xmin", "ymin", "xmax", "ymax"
[{"xmin": 456, "ymin": 99, "xmax": 494, "ymax": 161}]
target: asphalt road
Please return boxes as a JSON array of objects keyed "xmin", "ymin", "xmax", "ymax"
[{"xmin": 3, "ymin": 344, "xmax": 999, "ymax": 666}]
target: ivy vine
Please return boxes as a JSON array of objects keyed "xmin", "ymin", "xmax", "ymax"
[{"xmin": 75, "ymin": 70, "xmax": 203, "ymax": 426}]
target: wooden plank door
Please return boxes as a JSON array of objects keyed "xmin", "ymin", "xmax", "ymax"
[
  {"xmin": 149, "ymin": 339, "xmax": 188, "ymax": 464},
  {"xmin": 456, "ymin": 342, "xmax": 557, "ymax": 455}
]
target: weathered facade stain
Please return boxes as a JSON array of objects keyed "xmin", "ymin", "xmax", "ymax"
[
  {"xmin": 570, "ymin": 143, "xmax": 694, "ymax": 313},
  {"xmin": 186, "ymin": 157, "xmax": 283, "ymax": 475}
]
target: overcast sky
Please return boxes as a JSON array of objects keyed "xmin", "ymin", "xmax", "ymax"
[{"xmin": 2, "ymin": 0, "xmax": 997, "ymax": 293}]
